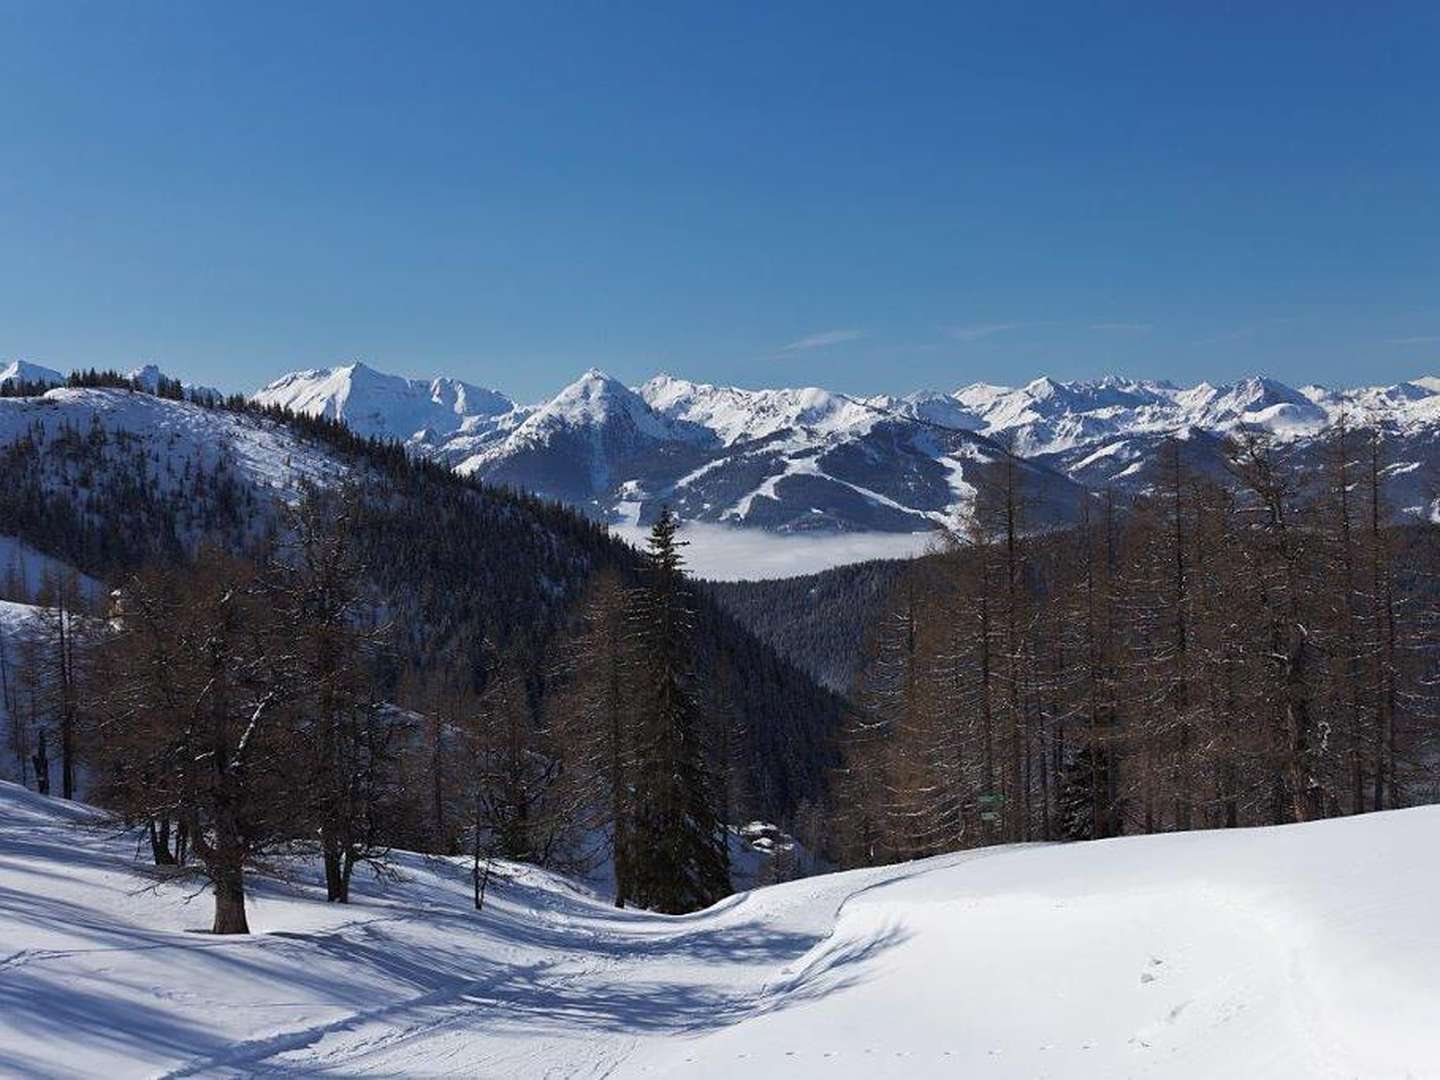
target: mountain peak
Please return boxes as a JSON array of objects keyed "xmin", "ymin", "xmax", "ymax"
[
  {"xmin": 253, "ymin": 361, "xmax": 514, "ymax": 441},
  {"xmin": 126, "ymin": 364, "xmax": 221, "ymax": 401},
  {"xmin": 0, "ymin": 359, "xmax": 66, "ymax": 388},
  {"xmin": 1024, "ymin": 375, "xmax": 1064, "ymax": 395},
  {"xmin": 543, "ymin": 368, "xmax": 658, "ymax": 424}
]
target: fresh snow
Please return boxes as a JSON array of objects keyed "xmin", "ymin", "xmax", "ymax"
[
  {"xmin": 639, "ymin": 374, "xmax": 883, "ymax": 445},
  {"xmin": 259, "ymin": 362, "xmax": 1440, "ymax": 516},
  {"xmin": 253, "ymin": 361, "xmax": 518, "ymax": 443},
  {"xmin": 0, "ymin": 536, "xmax": 104, "ymax": 605},
  {"xmin": 2, "ymin": 780, "xmax": 1437, "ymax": 1077},
  {"xmin": 125, "ymin": 364, "xmax": 223, "ymax": 403},
  {"xmin": 0, "ymin": 387, "xmax": 349, "ymax": 508},
  {"xmin": 252, "ymin": 364, "xmax": 1440, "ymax": 460},
  {"xmin": 0, "ymin": 597, "xmax": 44, "ymax": 634},
  {"xmin": 952, "ymin": 374, "xmax": 1335, "ymax": 455},
  {"xmin": 0, "ymin": 359, "xmax": 66, "ymax": 387},
  {"xmin": 504, "ymin": 369, "xmax": 684, "ymax": 444},
  {"xmin": 239, "ymin": 360, "xmax": 1440, "ymax": 553},
  {"xmin": 453, "ymin": 369, "xmax": 712, "ymax": 490}
]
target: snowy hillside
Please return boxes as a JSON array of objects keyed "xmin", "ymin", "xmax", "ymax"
[
  {"xmin": 124, "ymin": 363, "xmax": 222, "ymax": 404},
  {"xmin": 3, "ymin": 779, "xmax": 1437, "ymax": 1078},
  {"xmin": 9, "ymin": 362, "xmax": 1438, "ymax": 546},
  {"xmin": 0, "ymin": 359, "xmax": 66, "ymax": 387},
  {"xmin": 0, "ymin": 536, "xmax": 103, "ymax": 604},
  {"xmin": 454, "ymin": 369, "xmax": 716, "ymax": 503},
  {"xmin": 639, "ymin": 373, "xmax": 885, "ymax": 445},
  {"xmin": 0, "ymin": 387, "xmax": 348, "ymax": 506},
  {"xmin": 253, "ymin": 361, "xmax": 521, "ymax": 445},
  {"xmin": 448, "ymin": 369, "xmax": 1083, "ymax": 533}
]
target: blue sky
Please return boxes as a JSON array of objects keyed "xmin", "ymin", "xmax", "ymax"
[{"xmin": 1, "ymin": 3, "xmax": 1436, "ymax": 400}]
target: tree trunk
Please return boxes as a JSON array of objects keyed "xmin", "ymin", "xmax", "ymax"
[
  {"xmin": 149, "ymin": 818, "xmax": 176, "ymax": 866},
  {"xmin": 57, "ymin": 597, "xmax": 76, "ymax": 801},
  {"xmin": 212, "ymin": 864, "xmax": 250, "ymax": 934},
  {"xmin": 323, "ymin": 840, "xmax": 348, "ymax": 903},
  {"xmin": 32, "ymin": 729, "xmax": 50, "ymax": 795}
]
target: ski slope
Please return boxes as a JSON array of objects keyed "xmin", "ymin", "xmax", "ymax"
[{"xmin": 2, "ymin": 780, "xmax": 1436, "ymax": 1078}]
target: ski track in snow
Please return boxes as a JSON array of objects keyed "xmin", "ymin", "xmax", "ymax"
[{"xmin": 4, "ymin": 779, "xmax": 1440, "ymax": 1078}]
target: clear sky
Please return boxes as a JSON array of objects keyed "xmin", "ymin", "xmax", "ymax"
[{"xmin": 1, "ymin": 3, "xmax": 1437, "ymax": 400}]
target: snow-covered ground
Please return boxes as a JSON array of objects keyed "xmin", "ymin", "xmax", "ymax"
[
  {"xmin": 3, "ymin": 781, "xmax": 1437, "ymax": 1078},
  {"xmin": 0, "ymin": 388, "xmax": 348, "ymax": 505},
  {"xmin": 0, "ymin": 536, "xmax": 104, "ymax": 606}
]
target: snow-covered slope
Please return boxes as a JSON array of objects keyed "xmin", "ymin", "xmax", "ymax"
[
  {"xmin": 0, "ymin": 390, "xmax": 380, "ymax": 615},
  {"xmin": 0, "ymin": 358, "xmax": 65, "ymax": 387},
  {"xmin": 247, "ymin": 362, "xmax": 1440, "ymax": 533},
  {"xmin": 454, "ymin": 369, "xmax": 719, "ymax": 504},
  {"xmin": 3, "ymin": 779, "xmax": 1437, "ymax": 1078},
  {"xmin": 953, "ymin": 374, "xmax": 1339, "ymax": 455},
  {"xmin": 0, "ymin": 387, "xmax": 346, "ymax": 502},
  {"xmin": 253, "ymin": 361, "xmax": 520, "ymax": 445},
  {"xmin": 640, "ymin": 373, "xmax": 884, "ymax": 445},
  {"xmin": 954, "ymin": 371, "xmax": 1440, "ymax": 448},
  {"xmin": 125, "ymin": 362, "xmax": 222, "ymax": 403},
  {"xmin": 453, "ymin": 370, "xmax": 1082, "ymax": 533},
  {"xmin": 950, "ymin": 372, "xmax": 1440, "ymax": 518},
  {"xmin": 0, "ymin": 536, "xmax": 104, "ymax": 604}
]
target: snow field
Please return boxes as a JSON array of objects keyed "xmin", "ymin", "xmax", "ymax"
[{"xmin": 2, "ymin": 783, "xmax": 1438, "ymax": 1077}]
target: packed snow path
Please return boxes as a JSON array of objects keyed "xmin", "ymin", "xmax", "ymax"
[{"xmin": 2, "ymin": 781, "xmax": 1437, "ymax": 1078}]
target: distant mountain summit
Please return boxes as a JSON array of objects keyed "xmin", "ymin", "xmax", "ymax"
[
  {"xmin": 125, "ymin": 363, "xmax": 223, "ymax": 403},
  {"xmin": 453, "ymin": 369, "xmax": 714, "ymax": 505},
  {"xmin": 253, "ymin": 361, "xmax": 518, "ymax": 443},
  {"xmin": 245, "ymin": 363, "xmax": 1440, "ymax": 532},
  {"xmin": 0, "ymin": 359, "xmax": 65, "ymax": 388}
]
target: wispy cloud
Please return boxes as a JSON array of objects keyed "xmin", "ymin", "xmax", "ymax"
[
  {"xmin": 1089, "ymin": 321, "xmax": 1152, "ymax": 334},
  {"xmin": 780, "ymin": 328, "xmax": 864, "ymax": 352},
  {"xmin": 1387, "ymin": 335, "xmax": 1440, "ymax": 345},
  {"xmin": 946, "ymin": 322, "xmax": 1023, "ymax": 343}
]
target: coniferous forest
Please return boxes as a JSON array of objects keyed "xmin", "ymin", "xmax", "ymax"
[
  {"xmin": 0, "ymin": 378, "xmax": 837, "ymax": 928},
  {"xmin": 2, "ymin": 376, "xmax": 1439, "ymax": 931}
]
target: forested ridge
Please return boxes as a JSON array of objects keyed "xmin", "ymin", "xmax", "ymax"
[
  {"xmin": 831, "ymin": 430, "xmax": 1440, "ymax": 867},
  {"xmin": 4, "ymin": 371, "xmax": 1438, "ymax": 926},
  {"xmin": 705, "ymin": 559, "xmax": 908, "ymax": 692},
  {"xmin": 0, "ymin": 376, "xmax": 843, "ymax": 927}
]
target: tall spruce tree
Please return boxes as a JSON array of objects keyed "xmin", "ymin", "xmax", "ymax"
[{"xmin": 627, "ymin": 509, "xmax": 730, "ymax": 914}]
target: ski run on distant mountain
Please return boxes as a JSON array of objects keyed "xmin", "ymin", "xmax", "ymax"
[{"xmin": 253, "ymin": 361, "xmax": 1440, "ymax": 534}]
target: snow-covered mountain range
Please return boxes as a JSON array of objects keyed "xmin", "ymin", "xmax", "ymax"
[
  {"xmin": 255, "ymin": 361, "xmax": 521, "ymax": 445},
  {"xmin": 250, "ymin": 362, "xmax": 1440, "ymax": 531}
]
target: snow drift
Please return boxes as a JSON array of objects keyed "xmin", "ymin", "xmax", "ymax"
[{"xmin": 2, "ymin": 780, "xmax": 1436, "ymax": 1077}]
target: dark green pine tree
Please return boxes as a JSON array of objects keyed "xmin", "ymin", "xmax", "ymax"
[
  {"xmin": 627, "ymin": 509, "xmax": 731, "ymax": 914},
  {"xmin": 1055, "ymin": 744, "xmax": 1120, "ymax": 841}
]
